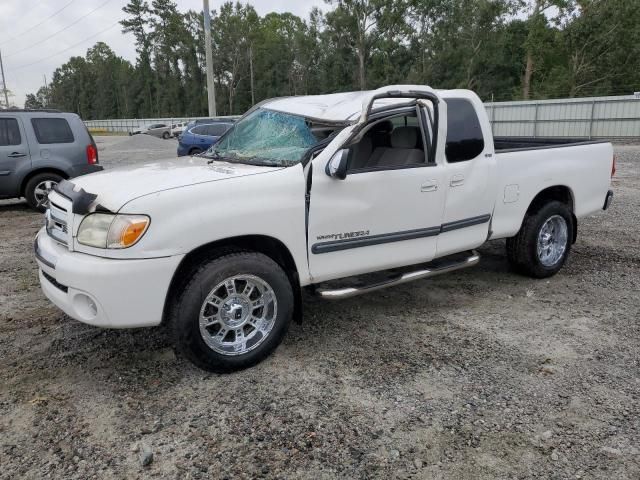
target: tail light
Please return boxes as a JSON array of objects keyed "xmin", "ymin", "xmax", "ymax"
[
  {"xmin": 611, "ymin": 154, "xmax": 616, "ymax": 178},
  {"xmin": 86, "ymin": 144, "xmax": 98, "ymax": 165}
]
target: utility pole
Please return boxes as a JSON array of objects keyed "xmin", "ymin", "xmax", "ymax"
[
  {"xmin": 0, "ymin": 49, "xmax": 9, "ymax": 108},
  {"xmin": 203, "ymin": 0, "xmax": 217, "ymax": 117},
  {"xmin": 43, "ymin": 74, "xmax": 48, "ymax": 107}
]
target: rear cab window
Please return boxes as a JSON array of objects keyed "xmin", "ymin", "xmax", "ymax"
[
  {"xmin": 445, "ymin": 98, "xmax": 485, "ymax": 162},
  {"xmin": 31, "ymin": 118, "xmax": 74, "ymax": 144},
  {"xmin": 0, "ymin": 118, "xmax": 22, "ymax": 146},
  {"xmin": 391, "ymin": 115, "xmax": 419, "ymax": 128}
]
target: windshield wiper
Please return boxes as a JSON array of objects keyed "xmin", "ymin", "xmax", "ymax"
[
  {"xmin": 200, "ymin": 149, "xmax": 289, "ymax": 168},
  {"xmin": 201, "ymin": 149, "xmax": 225, "ymax": 164}
]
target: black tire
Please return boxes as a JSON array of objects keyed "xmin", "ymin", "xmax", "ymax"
[
  {"xmin": 189, "ymin": 147, "xmax": 203, "ymax": 156},
  {"xmin": 24, "ymin": 172, "xmax": 64, "ymax": 212},
  {"xmin": 162, "ymin": 131, "xmax": 170, "ymax": 140},
  {"xmin": 170, "ymin": 252, "xmax": 294, "ymax": 373},
  {"xmin": 505, "ymin": 201, "xmax": 574, "ymax": 279}
]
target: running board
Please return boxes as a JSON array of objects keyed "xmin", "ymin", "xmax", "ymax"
[{"xmin": 315, "ymin": 251, "xmax": 480, "ymax": 300}]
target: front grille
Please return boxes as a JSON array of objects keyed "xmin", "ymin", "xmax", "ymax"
[
  {"xmin": 45, "ymin": 201, "xmax": 69, "ymax": 246},
  {"xmin": 42, "ymin": 271, "xmax": 68, "ymax": 293}
]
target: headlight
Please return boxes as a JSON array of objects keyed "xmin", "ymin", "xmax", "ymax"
[{"xmin": 77, "ymin": 214, "xmax": 150, "ymax": 249}]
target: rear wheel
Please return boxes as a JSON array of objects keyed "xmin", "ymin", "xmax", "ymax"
[
  {"xmin": 189, "ymin": 147, "xmax": 203, "ymax": 156},
  {"xmin": 170, "ymin": 252, "xmax": 293, "ymax": 373},
  {"xmin": 24, "ymin": 172, "xmax": 63, "ymax": 212},
  {"xmin": 506, "ymin": 201, "xmax": 573, "ymax": 278}
]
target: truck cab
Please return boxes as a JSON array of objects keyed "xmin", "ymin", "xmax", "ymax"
[
  {"xmin": 306, "ymin": 88, "xmax": 496, "ymax": 282},
  {"xmin": 34, "ymin": 86, "xmax": 614, "ymax": 372}
]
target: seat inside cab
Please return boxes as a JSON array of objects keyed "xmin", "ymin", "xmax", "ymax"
[{"xmin": 348, "ymin": 113, "xmax": 426, "ymax": 170}]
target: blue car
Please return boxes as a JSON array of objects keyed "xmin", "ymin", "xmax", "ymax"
[{"xmin": 177, "ymin": 122, "xmax": 234, "ymax": 157}]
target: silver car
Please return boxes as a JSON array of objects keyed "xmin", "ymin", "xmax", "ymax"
[{"xmin": 130, "ymin": 123, "xmax": 172, "ymax": 139}]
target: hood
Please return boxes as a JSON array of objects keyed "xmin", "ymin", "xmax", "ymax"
[{"xmin": 71, "ymin": 157, "xmax": 281, "ymax": 211}]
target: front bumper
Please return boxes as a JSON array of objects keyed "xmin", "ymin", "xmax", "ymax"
[
  {"xmin": 177, "ymin": 143, "xmax": 190, "ymax": 157},
  {"xmin": 35, "ymin": 228, "xmax": 184, "ymax": 328}
]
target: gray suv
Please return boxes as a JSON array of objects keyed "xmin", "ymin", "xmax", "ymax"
[{"xmin": 0, "ymin": 110, "xmax": 102, "ymax": 211}]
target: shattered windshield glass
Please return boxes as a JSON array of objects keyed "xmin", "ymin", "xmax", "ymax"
[{"xmin": 205, "ymin": 108, "xmax": 322, "ymax": 167}]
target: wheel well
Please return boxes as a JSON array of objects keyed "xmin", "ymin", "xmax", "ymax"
[
  {"xmin": 162, "ymin": 235, "xmax": 302, "ymax": 324},
  {"xmin": 20, "ymin": 168, "xmax": 68, "ymax": 196},
  {"xmin": 527, "ymin": 185, "xmax": 578, "ymax": 244},
  {"xmin": 189, "ymin": 147, "xmax": 202, "ymax": 154}
]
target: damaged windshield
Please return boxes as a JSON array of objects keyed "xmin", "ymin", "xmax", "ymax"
[{"xmin": 203, "ymin": 108, "xmax": 336, "ymax": 167}]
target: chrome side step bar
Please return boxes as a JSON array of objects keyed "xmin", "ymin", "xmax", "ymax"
[{"xmin": 315, "ymin": 251, "xmax": 480, "ymax": 300}]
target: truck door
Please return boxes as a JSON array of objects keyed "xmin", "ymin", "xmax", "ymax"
[
  {"xmin": 307, "ymin": 107, "xmax": 448, "ymax": 283},
  {"xmin": 0, "ymin": 117, "xmax": 30, "ymax": 197},
  {"xmin": 436, "ymin": 97, "xmax": 496, "ymax": 257}
]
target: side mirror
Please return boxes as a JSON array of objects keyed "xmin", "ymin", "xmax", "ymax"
[{"xmin": 326, "ymin": 149, "xmax": 349, "ymax": 180}]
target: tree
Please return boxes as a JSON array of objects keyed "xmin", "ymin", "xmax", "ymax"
[
  {"xmin": 520, "ymin": 0, "xmax": 569, "ymax": 99},
  {"xmin": 149, "ymin": 0, "xmax": 189, "ymax": 115},
  {"xmin": 561, "ymin": 0, "xmax": 640, "ymax": 97},
  {"xmin": 23, "ymin": 0, "xmax": 640, "ymax": 117},
  {"xmin": 121, "ymin": 0, "xmax": 155, "ymax": 116},
  {"xmin": 325, "ymin": 0, "xmax": 406, "ymax": 90},
  {"xmin": 182, "ymin": 10, "xmax": 208, "ymax": 116},
  {"xmin": 24, "ymin": 87, "xmax": 49, "ymax": 109},
  {"xmin": 211, "ymin": 2, "xmax": 259, "ymax": 114}
]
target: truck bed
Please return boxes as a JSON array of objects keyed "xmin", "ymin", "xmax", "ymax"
[
  {"xmin": 489, "ymin": 140, "xmax": 613, "ymax": 241},
  {"xmin": 494, "ymin": 137, "xmax": 607, "ymax": 152}
]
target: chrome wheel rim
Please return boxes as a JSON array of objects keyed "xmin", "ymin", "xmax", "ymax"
[
  {"xmin": 537, "ymin": 215, "xmax": 568, "ymax": 267},
  {"xmin": 199, "ymin": 274, "xmax": 277, "ymax": 356},
  {"xmin": 34, "ymin": 180, "xmax": 58, "ymax": 208}
]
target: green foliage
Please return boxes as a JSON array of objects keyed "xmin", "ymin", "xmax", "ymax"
[{"xmin": 27, "ymin": 0, "xmax": 640, "ymax": 118}]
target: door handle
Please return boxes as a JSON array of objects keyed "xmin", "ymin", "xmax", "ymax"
[
  {"xmin": 7, "ymin": 152, "xmax": 26, "ymax": 158},
  {"xmin": 450, "ymin": 174, "xmax": 465, "ymax": 187},
  {"xmin": 421, "ymin": 180, "xmax": 438, "ymax": 192}
]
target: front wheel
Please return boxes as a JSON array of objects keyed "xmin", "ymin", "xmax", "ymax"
[
  {"xmin": 170, "ymin": 252, "xmax": 294, "ymax": 372},
  {"xmin": 506, "ymin": 201, "xmax": 574, "ymax": 278},
  {"xmin": 162, "ymin": 131, "xmax": 170, "ymax": 140}
]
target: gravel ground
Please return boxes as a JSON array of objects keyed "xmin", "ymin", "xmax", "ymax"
[{"xmin": 0, "ymin": 136, "xmax": 638, "ymax": 479}]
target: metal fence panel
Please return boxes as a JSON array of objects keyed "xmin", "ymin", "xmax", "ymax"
[
  {"xmin": 485, "ymin": 95, "xmax": 640, "ymax": 138},
  {"xmin": 84, "ymin": 116, "xmax": 239, "ymax": 133},
  {"xmin": 86, "ymin": 95, "xmax": 640, "ymax": 139}
]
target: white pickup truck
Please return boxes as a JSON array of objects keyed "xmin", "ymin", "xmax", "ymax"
[{"xmin": 34, "ymin": 85, "xmax": 615, "ymax": 372}]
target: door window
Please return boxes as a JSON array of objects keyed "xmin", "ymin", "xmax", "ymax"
[
  {"xmin": 347, "ymin": 111, "xmax": 429, "ymax": 172},
  {"xmin": 31, "ymin": 118, "xmax": 74, "ymax": 144},
  {"xmin": 0, "ymin": 118, "xmax": 21, "ymax": 146}
]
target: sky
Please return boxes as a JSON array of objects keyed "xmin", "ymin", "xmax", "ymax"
[{"xmin": 0, "ymin": 0, "xmax": 328, "ymax": 107}]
